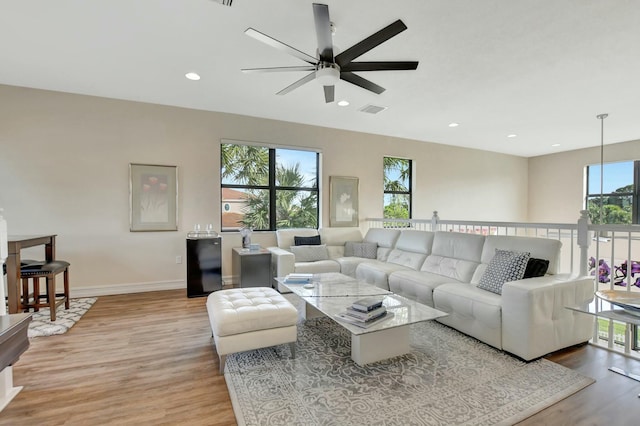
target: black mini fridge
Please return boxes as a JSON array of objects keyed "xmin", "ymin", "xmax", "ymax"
[{"xmin": 186, "ymin": 236, "xmax": 222, "ymax": 297}]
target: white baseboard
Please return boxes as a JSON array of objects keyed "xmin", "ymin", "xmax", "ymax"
[
  {"xmin": 70, "ymin": 280, "xmax": 186, "ymax": 298},
  {"xmin": 71, "ymin": 276, "xmax": 235, "ymax": 298}
]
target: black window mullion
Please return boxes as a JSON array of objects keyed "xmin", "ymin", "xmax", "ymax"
[
  {"xmin": 268, "ymin": 149, "xmax": 277, "ymax": 230},
  {"xmin": 634, "ymin": 160, "xmax": 640, "ymax": 224}
]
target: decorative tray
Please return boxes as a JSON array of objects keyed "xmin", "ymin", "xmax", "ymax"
[{"xmin": 595, "ymin": 290, "xmax": 640, "ymax": 316}]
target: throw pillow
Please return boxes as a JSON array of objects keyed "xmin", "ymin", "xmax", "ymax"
[
  {"xmin": 294, "ymin": 235, "xmax": 321, "ymax": 246},
  {"xmin": 477, "ymin": 249, "xmax": 530, "ymax": 295},
  {"xmin": 289, "ymin": 244, "xmax": 329, "ymax": 262},
  {"xmin": 344, "ymin": 241, "xmax": 378, "ymax": 259},
  {"xmin": 523, "ymin": 258, "xmax": 550, "ymax": 278}
]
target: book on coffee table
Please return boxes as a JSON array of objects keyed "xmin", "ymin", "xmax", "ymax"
[
  {"xmin": 283, "ymin": 273, "xmax": 313, "ymax": 284},
  {"xmin": 351, "ymin": 297, "xmax": 384, "ymax": 312},
  {"xmin": 344, "ymin": 306, "xmax": 387, "ymax": 321},
  {"xmin": 335, "ymin": 311, "xmax": 394, "ymax": 329}
]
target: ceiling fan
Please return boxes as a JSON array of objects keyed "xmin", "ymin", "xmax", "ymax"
[{"xmin": 241, "ymin": 3, "xmax": 419, "ymax": 103}]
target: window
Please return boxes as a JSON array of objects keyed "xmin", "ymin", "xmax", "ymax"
[
  {"xmin": 383, "ymin": 157, "xmax": 412, "ymax": 219},
  {"xmin": 585, "ymin": 160, "xmax": 639, "ymax": 224},
  {"xmin": 221, "ymin": 143, "xmax": 319, "ymax": 231}
]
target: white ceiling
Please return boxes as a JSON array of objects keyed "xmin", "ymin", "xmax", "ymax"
[{"xmin": 1, "ymin": 0, "xmax": 639, "ymax": 157}]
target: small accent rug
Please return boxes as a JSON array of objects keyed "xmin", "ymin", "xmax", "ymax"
[
  {"xmin": 224, "ymin": 318, "xmax": 594, "ymax": 426},
  {"xmin": 28, "ymin": 297, "xmax": 97, "ymax": 338}
]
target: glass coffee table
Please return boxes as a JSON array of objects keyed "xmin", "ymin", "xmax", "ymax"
[{"xmin": 276, "ymin": 273, "xmax": 448, "ymax": 366}]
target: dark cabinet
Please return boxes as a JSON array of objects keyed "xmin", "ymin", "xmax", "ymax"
[{"xmin": 186, "ymin": 237, "xmax": 222, "ymax": 297}]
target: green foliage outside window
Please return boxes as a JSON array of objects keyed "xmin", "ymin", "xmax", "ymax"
[
  {"xmin": 383, "ymin": 157, "xmax": 411, "ymax": 220},
  {"xmin": 221, "ymin": 144, "xmax": 318, "ymax": 231}
]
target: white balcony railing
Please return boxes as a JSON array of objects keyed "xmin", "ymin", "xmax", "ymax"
[{"xmin": 366, "ymin": 211, "xmax": 640, "ymax": 358}]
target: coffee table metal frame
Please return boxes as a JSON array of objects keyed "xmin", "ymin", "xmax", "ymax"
[
  {"xmin": 567, "ymin": 293, "xmax": 640, "ymax": 396},
  {"xmin": 276, "ymin": 273, "xmax": 447, "ymax": 366}
]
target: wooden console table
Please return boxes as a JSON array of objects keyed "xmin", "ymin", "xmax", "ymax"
[{"xmin": 5, "ymin": 235, "xmax": 57, "ymax": 314}]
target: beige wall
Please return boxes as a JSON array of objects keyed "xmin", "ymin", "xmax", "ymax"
[
  {"xmin": 0, "ymin": 84, "xmax": 528, "ymax": 295},
  {"xmin": 528, "ymin": 139, "xmax": 640, "ymax": 223}
]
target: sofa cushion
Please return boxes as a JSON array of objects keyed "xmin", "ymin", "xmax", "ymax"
[
  {"xmin": 389, "ymin": 270, "xmax": 462, "ymax": 307},
  {"xmin": 420, "ymin": 255, "xmax": 480, "ymax": 283},
  {"xmin": 289, "ymin": 245, "xmax": 329, "ymax": 262},
  {"xmin": 363, "ymin": 228, "xmax": 401, "ymax": 261},
  {"xmin": 395, "ymin": 230, "xmax": 435, "ymax": 254},
  {"xmin": 344, "ymin": 241, "xmax": 378, "ymax": 258},
  {"xmin": 431, "ymin": 231, "xmax": 485, "ymax": 261},
  {"xmin": 276, "ymin": 228, "xmax": 319, "ymax": 249},
  {"xmin": 523, "ymin": 258, "xmax": 550, "ymax": 278},
  {"xmin": 481, "ymin": 235, "xmax": 561, "ymax": 274},
  {"xmin": 320, "ymin": 227, "xmax": 363, "ymax": 259},
  {"xmin": 294, "ymin": 259, "xmax": 341, "ymax": 274},
  {"xmin": 336, "ymin": 256, "xmax": 377, "ymax": 277},
  {"xmin": 477, "ymin": 249, "xmax": 530, "ymax": 295},
  {"xmin": 434, "ymin": 283, "xmax": 503, "ymax": 349},
  {"xmin": 294, "ymin": 235, "xmax": 321, "ymax": 246},
  {"xmin": 386, "ymin": 249, "xmax": 427, "ymax": 270},
  {"xmin": 356, "ymin": 261, "xmax": 410, "ymax": 290}
]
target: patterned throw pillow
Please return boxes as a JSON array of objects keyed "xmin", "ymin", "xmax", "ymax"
[
  {"xmin": 477, "ymin": 249, "xmax": 530, "ymax": 294},
  {"xmin": 289, "ymin": 244, "xmax": 329, "ymax": 262},
  {"xmin": 294, "ymin": 235, "xmax": 321, "ymax": 246},
  {"xmin": 344, "ymin": 241, "xmax": 378, "ymax": 259}
]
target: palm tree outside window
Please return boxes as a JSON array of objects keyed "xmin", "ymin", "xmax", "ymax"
[
  {"xmin": 383, "ymin": 157, "xmax": 412, "ymax": 220},
  {"xmin": 221, "ymin": 143, "xmax": 319, "ymax": 231}
]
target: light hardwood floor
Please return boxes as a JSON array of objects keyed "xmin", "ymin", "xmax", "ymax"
[{"xmin": 1, "ymin": 289, "xmax": 640, "ymax": 425}]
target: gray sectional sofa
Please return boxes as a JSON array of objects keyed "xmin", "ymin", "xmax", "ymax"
[{"xmin": 268, "ymin": 227, "xmax": 594, "ymax": 361}]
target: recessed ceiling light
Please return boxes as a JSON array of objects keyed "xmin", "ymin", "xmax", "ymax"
[
  {"xmin": 185, "ymin": 72, "xmax": 201, "ymax": 81},
  {"xmin": 448, "ymin": 122, "xmax": 459, "ymax": 127},
  {"xmin": 337, "ymin": 100, "xmax": 349, "ymax": 107},
  {"xmin": 507, "ymin": 134, "xmax": 517, "ymax": 138},
  {"xmin": 551, "ymin": 143, "xmax": 561, "ymax": 147}
]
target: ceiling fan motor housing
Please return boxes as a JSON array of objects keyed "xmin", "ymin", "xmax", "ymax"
[{"xmin": 316, "ymin": 62, "xmax": 340, "ymax": 86}]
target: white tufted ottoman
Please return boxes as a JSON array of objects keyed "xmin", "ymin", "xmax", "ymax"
[{"xmin": 206, "ymin": 287, "xmax": 298, "ymax": 374}]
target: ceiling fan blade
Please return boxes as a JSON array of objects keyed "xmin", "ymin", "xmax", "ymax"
[
  {"xmin": 323, "ymin": 85, "xmax": 335, "ymax": 103},
  {"xmin": 276, "ymin": 71, "xmax": 317, "ymax": 96},
  {"xmin": 312, "ymin": 3, "xmax": 334, "ymax": 63},
  {"xmin": 340, "ymin": 72, "xmax": 385, "ymax": 94},
  {"xmin": 335, "ymin": 20, "xmax": 408, "ymax": 67},
  {"xmin": 245, "ymin": 28, "xmax": 317, "ymax": 65},
  {"xmin": 341, "ymin": 61, "xmax": 419, "ymax": 72},
  {"xmin": 242, "ymin": 66, "xmax": 316, "ymax": 73}
]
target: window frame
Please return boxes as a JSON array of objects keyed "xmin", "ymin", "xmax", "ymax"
[
  {"xmin": 383, "ymin": 156, "xmax": 413, "ymax": 220},
  {"xmin": 220, "ymin": 141, "xmax": 320, "ymax": 231},
  {"xmin": 585, "ymin": 160, "xmax": 639, "ymax": 224}
]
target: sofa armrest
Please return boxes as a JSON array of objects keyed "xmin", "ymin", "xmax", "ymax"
[
  {"xmin": 501, "ymin": 275, "xmax": 595, "ymax": 360},
  {"xmin": 267, "ymin": 246, "xmax": 295, "ymax": 278}
]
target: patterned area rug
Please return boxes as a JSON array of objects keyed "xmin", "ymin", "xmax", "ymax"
[
  {"xmin": 224, "ymin": 318, "xmax": 594, "ymax": 426},
  {"xmin": 28, "ymin": 298, "xmax": 97, "ymax": 338}
]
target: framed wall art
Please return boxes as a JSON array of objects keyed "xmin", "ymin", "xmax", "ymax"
[
  {"xmin": 329, "ymin": 176, "xmax": 359, "ymax": 227},
  {"xmin": 129, "ymin": 163, "xmax": 178, "ymax": 231}
]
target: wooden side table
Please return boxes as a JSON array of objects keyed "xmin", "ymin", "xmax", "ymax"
[{"xmin": 232, "ymin": 248, "xmax": 272, "ymax": 288}]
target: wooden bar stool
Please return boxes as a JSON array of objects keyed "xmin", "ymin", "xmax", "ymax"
[{"xmin": 20, "ymin": 260, "xmax": 70, "ymax": 321}]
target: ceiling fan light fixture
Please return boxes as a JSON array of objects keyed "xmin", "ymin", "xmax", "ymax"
[{"xmin": 315, "ymin": 63, "xmax": 340, "ymax": 86}]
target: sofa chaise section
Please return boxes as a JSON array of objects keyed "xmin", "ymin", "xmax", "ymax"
[{"xmin": 431, "ymin": 234, "xmax": 594, "ymax": 360}]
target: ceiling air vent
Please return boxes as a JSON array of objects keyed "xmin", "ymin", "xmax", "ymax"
[
  {"xmin": 212, "ymin": 0, "xmax": 233, "ymax": 6},
  {"xmin": 359, "ymin": 104, "xmax": 388, "ymax": 114}
]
